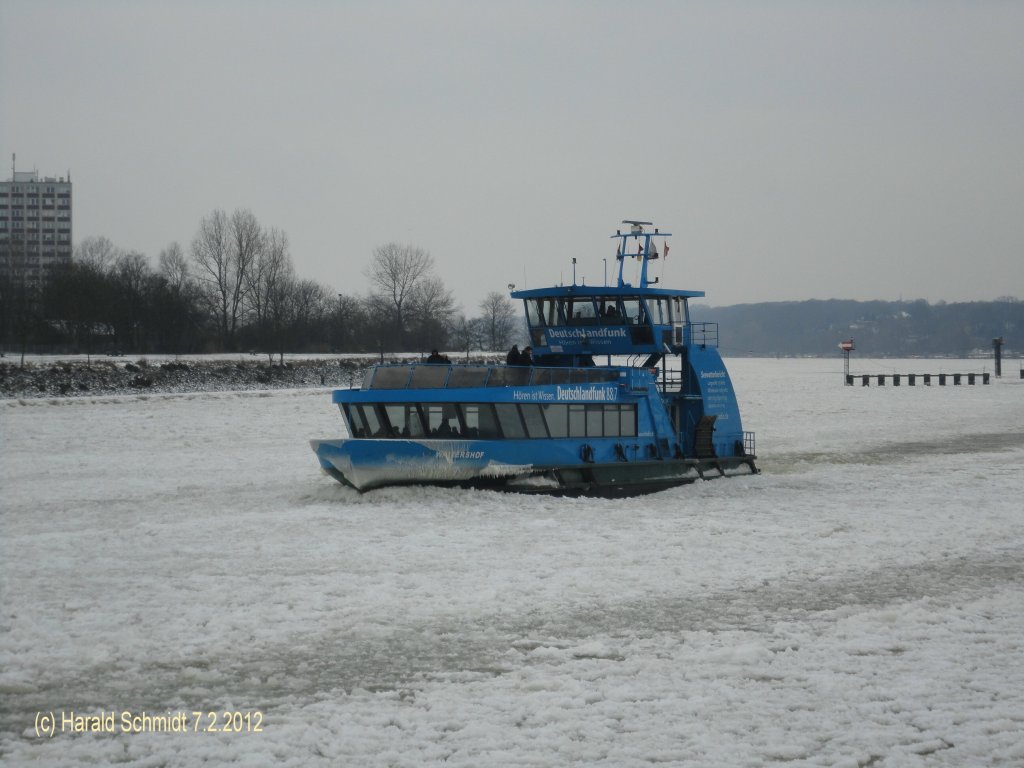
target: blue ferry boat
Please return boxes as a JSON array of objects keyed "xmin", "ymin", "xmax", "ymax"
[{"xmin": 312, "ymin": 220, "xmax": 757, "ymax": 496}]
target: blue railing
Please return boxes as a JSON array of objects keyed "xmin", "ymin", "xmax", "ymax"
[
  {"xmin": 685, "ymin": 322, "xmax": 719, "ymax": 348},
  {"xmin": 363, "ymin": 364, "xmax": 624, "ymax": 390}
]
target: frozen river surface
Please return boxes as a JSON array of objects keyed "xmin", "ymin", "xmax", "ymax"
[{"xmin": 2, "ymin": 359, "xmax": 1023, "ymax": 766}]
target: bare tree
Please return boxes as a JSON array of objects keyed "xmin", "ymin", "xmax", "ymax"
[
  {"xmin": 365, "ymin": 243, "xmax": 434, "ymax": 349},
  {"xmin": 333, "ymin": 293, "xmax": 366, "ymax": 352},
  {"xmin": 191, "ymin": 208, "xmax": 262, "ymax": 350},
  {"xmin": 246, "ymin": 227, "xmax": 292, "ymax": 357},
  {"xmin": 155, "ymin": 243, "xmax": 199, "ymax": 356},
  {"xmin": 360, "ymin": 292, "xmax": 391, "ymax": 357},
  {"xmin": 448, "ymin": 313, "xmax": 482, "ymax": 360},
  {"xmin": 248, "ymin": 229, "xmax": 294, "ymax": 360},
  {"xmin": 267, "ymin": 277, "xmax": 330, "ymax": 363},
  {"xmin": 74, "ymin": 235, "xmax": 122, "ymax": 271},
  {"xmin": 158, "ymin": 242, "xmax": 190, "ymax": 294},
  {"xmin": 0, "ymin": 244, "xmax": 42, "ymax": 366},
  {"xmin": 479, "ymin": 290, "xmax": 517, "ymax": 351},
  {"xmin": 407, "ymin": 276, "xmax": 455, "ymax": 350},
  {"xmin": 230, "ymin": 208, "xmax": 264, "ymax": 318},
  {"xmin": 191, "ymin": 209, "xmax": 231, "ymax": 345},
  {"xmin": 43, "ymin": 260, "xmax": 110, "ymax": 360},
  {"xmin": 111, "ymin": 252, "xmax": 151, "ymax": 350}
]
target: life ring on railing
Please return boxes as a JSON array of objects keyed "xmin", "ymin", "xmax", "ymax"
[{"xmin": 580, "ymin": 444, "xmax": 595, "ymax": 463}]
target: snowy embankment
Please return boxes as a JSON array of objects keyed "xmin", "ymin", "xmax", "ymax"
[
  {"xmin": 0, "ymin": 353, "xmax": 502, "ymax": 399},
  {"xmin": 1, "ymin": 359, "xmax": 1023, "ymax": 766},
  {"xmin": 0, "ymin": 356, "xmax": 366, "ymax": 399}
]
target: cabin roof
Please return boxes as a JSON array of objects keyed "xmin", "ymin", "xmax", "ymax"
[{"xmin": 510, "ymin": 285, "xmax": 705, "ymax": 300}]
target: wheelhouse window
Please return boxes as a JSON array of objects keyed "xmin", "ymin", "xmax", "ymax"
[
  {"xmin": 621, "ymin": 298, "xmax": 647, "ymax": 325},
  {"xmin": 597, "ymin": 298, "xmax": 622, "ymax": 323},
  {"xmin": 526, "ymin": 298, "xmax": 559, "ymax": 327},
  {"xmin": 648, "ymin": 298, "xmax": 672, "ymax": 325},
  {"xmin": 672, "ymin": 297, "xmax": 689, "ymax": 324},
  {"xmin": 564, "ymin": 298, "xmax": 598, "ymax": 325}
]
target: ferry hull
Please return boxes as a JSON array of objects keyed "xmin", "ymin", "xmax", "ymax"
[{"xmin": 311, "ymin": 438, "xmax": 757, "ymax": 497}]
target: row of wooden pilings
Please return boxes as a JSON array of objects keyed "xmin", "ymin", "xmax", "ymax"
[{"xmin": 846, "ymin": 372, "xmax": 990, "ymax": 386}]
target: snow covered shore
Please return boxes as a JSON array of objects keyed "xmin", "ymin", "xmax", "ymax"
[
  {"xmin": 0, "ymin": 357, "xmax": 366, "ymax": 399},
  {"xmin": 0, "ymin": 353, "xmax": 504, "ymax": 399},
  {"xmin": 2, "ymin": 359, "xmax": 1023, "ymax": 766}
]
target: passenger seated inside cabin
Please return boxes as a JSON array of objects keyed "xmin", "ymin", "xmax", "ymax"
[
  {"xmin": 436, "ymin": 421, "xmax": 461, "ymax": 437},
  {"xmin": 426, "ymin": 349, "xmax": 449, "ymax": 364},
  {"xmin": 506, "ymin": 345, "xmax": 521, "ymax": 365},
  {"xmin": 520, "ymin": 346, "xmax": 534, "ymax": 365},
  {"xmin": 603, "ymin": 304, "xmax": 620, "ymax": 321}
]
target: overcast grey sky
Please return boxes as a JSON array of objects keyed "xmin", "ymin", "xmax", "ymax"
[{"xmin": 2, "ymin": 1, "xmax": 1021, "ymax": 308}]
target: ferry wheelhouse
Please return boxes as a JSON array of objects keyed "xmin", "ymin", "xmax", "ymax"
[{"xmin": 312, "ymin": 220, "xmax": 757, "ymax": 496}]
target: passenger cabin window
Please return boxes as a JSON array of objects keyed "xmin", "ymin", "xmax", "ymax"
[
  {"xmin": 383, "ymin": 404, "xmax": 426, "ymax": 437},
  {"xmin": 458, "ymin": 404, "xmax": 501, "ymax": 439},
  {"xmin": 494, "ymin": 404, "xmax": 526, "ymax": 438},
  {"xmin": 351, "ymin": 404, "xmax": 385, "ymax": 437},
  {"xmin": 542, "ymin": 404, "xmax": 568, "ymax": 437},
  {"xmin": 603, "ymin": 404, "xmax": 621, "ymax": 436},
  {"xmin": 569, "ymin": 404, "xmax": 586, "ymax": 436},
  {"xmin": 344, "ymin": 404, "xmax": 364, "ymax": 437},
  {"xmin": 344, "ymin": 402, "xmax": 637, "ymax": 440},
  {"xmin": 520, "ymin": 404, "xmax": 549, "ymax": 438},
  {"xmin": 424, "ymin": 404, "xmax": 462, "ymax": 436}
]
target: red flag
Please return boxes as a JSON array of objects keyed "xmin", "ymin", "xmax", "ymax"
[
  {"xmin": 664, "ymin": 241, "xmax": 670, "ymax": 259},
  {"xmin": 637, "ymin": 243, "xmax": 643, "ymax": 259},
  {"xmin": 616, "ymin": 244, "xmax": 622, "ymax": 261}
]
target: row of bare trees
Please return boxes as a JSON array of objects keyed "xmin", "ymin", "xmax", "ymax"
[
  {"xmin": 188, "ymin": 208, "xmax": 332, "ymax": 357},
  {"xmin": 357, "ymin": 242, "xmax": 520, "ymax": 356},
  {"xmin": 0, "ymin": 211, "xmax": 522, "ymax": 358}
]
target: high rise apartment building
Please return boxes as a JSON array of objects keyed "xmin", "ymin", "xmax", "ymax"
[{"xmin": 0, "ymin": 168, "xmax": 73, "ymax": 281}]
